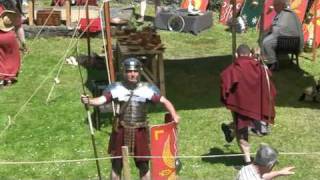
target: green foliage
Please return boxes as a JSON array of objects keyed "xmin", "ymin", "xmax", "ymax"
[{"xmin": 208, "ymin": 0, "xmax": 224, "ymax": 11}]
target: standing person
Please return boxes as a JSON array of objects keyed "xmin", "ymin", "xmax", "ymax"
[
  {"xmin": 236, "ymin": 143, "xmax": 295, "ymax": 180},
  {"xmin": 0, "ymin": 0, "xmax": 27, "ymax": 52},
  {"xmin": 0, "ymin": 5, "xmax": 21, "ymax": 86},
  {"xmin": 261, "ymin": 0, "xmax": 303, "ymax": 70},
  {"xmin": 137, "ymin": 0, "xmax": 161, "ymax": 23},
  {"xmin": 81, "ymin": 57, "xmax": 180, "ymax": 180},
  {"xmin": 220, "ymin": 44, "xmax": 277, "ymax": 164}
]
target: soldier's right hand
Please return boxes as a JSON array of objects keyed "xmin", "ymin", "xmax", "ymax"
[{"xmin": 81, "ymin": 95, "xmax": 90, "ymax": 105}]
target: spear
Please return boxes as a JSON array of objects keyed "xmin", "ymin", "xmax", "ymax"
[
  {"xmin": 77, "ymin": 48, "xmax": 103, "ymax": 180},
  {"xmin": 80, "ymin": 1, "xmax": 102, "ymax": 179}
]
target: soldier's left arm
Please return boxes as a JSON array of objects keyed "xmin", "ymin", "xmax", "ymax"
[{"xmin": 160, "ymin": 96, "xmax": 180, "ymax": 124}]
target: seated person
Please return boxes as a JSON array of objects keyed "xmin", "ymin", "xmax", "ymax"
[
  {"xmin": 220, "ymin": 44, "xmax": 277, "ymax": 164},
  {"xmin": 261, "ymin": 0, "xmax": 303, "ymax": 70},
  {"xmin": 236, "ymin": 143, "xmax": 295, "ymax": 180}
]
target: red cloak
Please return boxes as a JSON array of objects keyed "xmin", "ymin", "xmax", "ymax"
[{"xmin": 220, "ymin": 56, "xmax": 276, "ymax": 124}]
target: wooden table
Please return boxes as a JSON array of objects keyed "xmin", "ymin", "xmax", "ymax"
[{"xmin": 116, "ymin": 41, "xmax": 166, "ymax": 96}]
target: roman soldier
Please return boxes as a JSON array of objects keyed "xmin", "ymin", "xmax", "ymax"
[{"xmin": 81, "ymin": 57, "xmax": 179, "ymax": 180}]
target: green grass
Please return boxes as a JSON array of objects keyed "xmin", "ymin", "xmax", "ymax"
[{"xmin": 0, "ymin": 1, "xmax": 320, "ymax": 179}]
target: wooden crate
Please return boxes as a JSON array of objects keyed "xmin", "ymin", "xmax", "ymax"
[{"xmin": 36, "ymin": 9, "xmax": 61, "ymax": 26}]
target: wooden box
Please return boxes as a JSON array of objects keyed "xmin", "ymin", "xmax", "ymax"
[{"xmin": 36, "ymin": 9, "xmax": 61, "ymax": 26}]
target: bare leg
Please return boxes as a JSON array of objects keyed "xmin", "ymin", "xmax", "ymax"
[
  {"xmin": 110, "ymin": 170, "xmax": 121, "ymax": 180},
  {"xmin": 141, "ymin": 170, "xmax": 151, "ymax": 180},
  {"xmin": 154, "ymin": 0, "xmax": 161, "ymax": 15},
  {"xmin": 138, "ymin": 0, "xmax": 147, "ymax": 22},
  {"xmin": 236, "ymin": 132, "xmax": 251, "ymax": 164}
]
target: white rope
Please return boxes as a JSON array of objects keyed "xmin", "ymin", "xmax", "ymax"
[
  {"xmin": 45, "ymin": 8, "xmax": 89, "ymax": 103},
  {"xmin": 0, "ymin": 156, "xmax": 121, "ymax": 165},
  {"xmin": 0, "ymin": 19, "xmax": 98, "ymax": 138},
  {"xmin": 0, "ymin": 152, "xmax": 319, "ymax": 165},
  {"xmin": 25, "ymin": 1, "xmax": 64, "ymax": 50},
  {"xmin": 45, "ymin": 18, "xmax": 99, "ymax": 103}
]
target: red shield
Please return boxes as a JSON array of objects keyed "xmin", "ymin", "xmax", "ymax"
[
  {"xmin": 150, "ymin": 121, "xmax": 178, "ymax": 180},
  {"xmin": 219, "ymin": 0, "xmax": 244, "ymax": 25}
]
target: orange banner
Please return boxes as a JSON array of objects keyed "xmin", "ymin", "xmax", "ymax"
[
  {"xmin": 303, "ymin": 0, "xmax": 320, "ymax": 47},
  {"xmin": 150, "ymin": 121, "xmax": 177, "ymax": 180},
  {"xmin": 290, "ymin": 0, "xmax": 308, "ymax": 23}
]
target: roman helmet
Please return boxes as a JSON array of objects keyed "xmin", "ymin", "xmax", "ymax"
[
  {"xmin": 122, "ymin": 57, "xmax": 142, "ymax": 71},
  {"xmin": 121, "ymin": 57, "xmax": 143, "ymax": 85}
]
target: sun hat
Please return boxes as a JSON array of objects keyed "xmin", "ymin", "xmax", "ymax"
[{"xmin": 0, "ymin": 7, "xmax": 18, "ymax": 32}]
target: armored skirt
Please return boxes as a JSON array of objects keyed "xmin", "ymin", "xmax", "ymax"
[{"xmin": 108, "ymin": 126, "xmax": 150, "ymax": 162}]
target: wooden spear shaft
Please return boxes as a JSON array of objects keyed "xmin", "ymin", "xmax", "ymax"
[
  {"xmin": 232, "ymin": 0, "xmax": 237, "ymax": 60},
  {"xmin": 103, "ymin": 1, "xmax": 116, "ymax": 82},
  {"xmin": 313, "ymin": 0, "xmax": 318, "ymax": 62},
  {"xmin": 83, "ymin": 2, "xmax": 102, "ymax": 179},
  {"xmin": 77, "ymin": 62, "xmax": 103, "ymax": 180}
]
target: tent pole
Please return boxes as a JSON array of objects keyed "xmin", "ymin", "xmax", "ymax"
[
  {"xmin": 28, "ymin": 0, "xmax": 35, "ymax": 26},
  {"xmin": 232, "ymin": 0, "xmax": 237, "ymax": 60},
  {"xmin": 65, "ymin": 0, "xmax": 71, "ymax": 27},
  {"xmin": 313, "ymin": 0, "xmax": 318, "ymax": 62},
  {"xmin": 85, "ymin": 0, "xmax": 91, "ymax": 60},
  {"xmin": 103, "ymin": 1, "xmax": 116, "ymax": 82}
]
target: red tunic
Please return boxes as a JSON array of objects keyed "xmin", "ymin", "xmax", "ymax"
[
  {"xmin": 104, "ymin": 91, "xmax": 161, "ymax": 162},
  {"xmin": 220, "ymin": 56, "xmax": 277, "ymax": 124}
]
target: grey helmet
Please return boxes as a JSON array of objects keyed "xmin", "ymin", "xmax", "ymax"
[
  {"xmin": 254, "ymin": 143, "xmax": 278, "ymax": 168},
  {"xmin": 122, "ymin": 57, "xmax": 143, "ymax": 71},
  {"xmin": 122, "ymin": 57, "xmax": 142, "ymax": 87}
]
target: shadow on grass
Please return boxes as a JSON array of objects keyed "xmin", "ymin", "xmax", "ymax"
[
  {"xmin": 165, "ymin": 55, "xmax": 319, "ymax": 110},
  {"xmin": 201, "ymin": 147, "xmax": 244, "ymax": 168},
  {"xmin": 79, "ymin": 54, "xmax": 320, "ymax": 117}
]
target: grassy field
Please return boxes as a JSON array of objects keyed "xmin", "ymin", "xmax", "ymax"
[{"xmin": 0, "ymin": 1, "xmax": 320, "ymax": 179}]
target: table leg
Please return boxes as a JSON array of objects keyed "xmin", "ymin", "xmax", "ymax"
[
  {"xmin": 152, "ymin": 55, "xmax": 158, "ymax": 81},
  {"xmin": 158, "ymin": 53, "xmax": 165, "ymax": 96}
]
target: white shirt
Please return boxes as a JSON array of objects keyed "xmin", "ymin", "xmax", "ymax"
[{"xmin": 236, "ymin": 164, "xmax": 263, "ymax": 180}]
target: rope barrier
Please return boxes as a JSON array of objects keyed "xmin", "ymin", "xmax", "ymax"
[
  {"xmin": 0, "ymin": 152, "xmax": 319, "ymax": 165},
  {"xmin": 45, "ymin": 18, "xmax": 98, "ymax": 103}
]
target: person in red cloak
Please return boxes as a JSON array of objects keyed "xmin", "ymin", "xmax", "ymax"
[
  {"xmin": 0, "ymin": 4, "xmax": 21, "ymax": 87},
  {"xmin": 220, "ymin": 44, "xmax": 277, "ymax": 165}
]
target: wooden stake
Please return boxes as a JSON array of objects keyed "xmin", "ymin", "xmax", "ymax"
[
  {"xmin": 231, "ymin": 0, "xmax": 237, "ymax": 60},
  {"xmin": 313, "ymin": 0, "xmax": 319, "ymax": 62},
  {"xmin": 65, "ymin": 0, "xmax": 71, "ymax": 27},
  {"xmin": 122, "ymin": 146, "xmax": 131, "ymax": 180},
  {"xmin": 103, "ymin": 1, "xmax": 116, "ymax": 82},
  {"xmin": 28, "ymin": 0, "xmax": 35, "ymax": 26}
]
